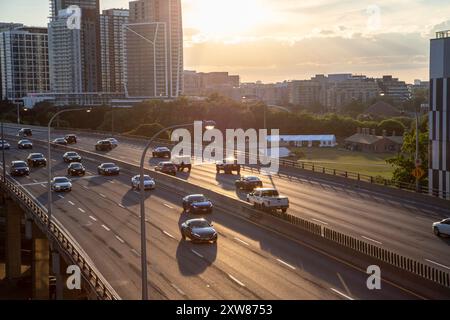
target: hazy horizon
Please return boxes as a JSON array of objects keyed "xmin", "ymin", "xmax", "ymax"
[{"xmin": 1, "ymin": 0, "xmax": 449, "ymax": 83}]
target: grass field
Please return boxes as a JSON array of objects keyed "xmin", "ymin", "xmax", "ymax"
[{"xmin": 290, "ymin": 147, "xmax": 395, "ymax": 179}]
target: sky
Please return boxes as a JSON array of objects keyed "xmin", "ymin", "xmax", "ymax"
[{"xmin": 1, "ymin": 0, "xmax": 450, "ymax": 83}]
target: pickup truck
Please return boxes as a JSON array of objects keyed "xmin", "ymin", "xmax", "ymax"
[{"xmin": 246, "ymin": 188, "xmax": 289, "ymax": 213}]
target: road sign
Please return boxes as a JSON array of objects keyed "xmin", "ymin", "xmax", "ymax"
[{"xmin": 412, "ymin": 167, "xmax": 425, "ymax": 179}]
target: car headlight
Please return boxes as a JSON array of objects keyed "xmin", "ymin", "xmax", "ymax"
[{"xmin": 192, "ymin": 233, "xmax": 201, "ymax": 238}]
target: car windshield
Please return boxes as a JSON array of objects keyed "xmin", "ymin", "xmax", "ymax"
[
  {"xmin": 13, "ymin": 162, "xmax": 27, "ymax": 168},
  {"xmin": 191, "ymin": 196, "xmax": 208, "ymax": 203},
  {"xmin": 31, "ymin": 154, "xmax": 43, "ymax": 159},
  {"xmin": 103, "ymin": 163, "xmax": 116, "ymax": 168},
  {"xmin": 71, "ymin": 163, "xmax": 82, "ymax": 168},
  {"xmin": 262, "ymin": 190, "xmax": 280, "ymax": 197},
  {"xmin": 189, "ymin": 220, "xmax": 211, "ymax": 229},
  {"xmin": 67, "ymin": 152, "xmax": 77, "ymax": 156},
  {"xmin": 157, "ymin": 147, "xmax": 169, "ymax": 151},
  {"xmin": 54, "ymin": 178, "xmax": 69, "ymax": 183},
  {"xmin": 135, "ymin": 175, "xmax": 152, "ymax": 181},
  {"xmin": 20, "ymin": 140, "xmax": 30, "ymax": 144},
  {"xmin": 246, "ymin": 177, "xmax": 259, "ymax": 181}
]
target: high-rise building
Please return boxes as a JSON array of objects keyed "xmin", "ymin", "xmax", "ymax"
[
  {"xmin": 48, "ymin": 10, "xmax": 83, "ymax": 93},
  {"xmin": 100, "ymin": 9, "xmax": 129, "ymax": 93},
  {"xmin": 429, "ymin": 30, "xmax": 450, "ymax": 199},
  {"xmin": 124, "ymin": 0, "xmax": 183, "ymax": 98},
  {"xmin": 0, "ymin": 26, "xmax": 50, "ymax": 103},
  {"xmin": 50, "ymin": 0, "xmax": 102, "ymax": 92},
  {"xmin": 377, "ymin": 75, "xmax": 410, "ymax": 104}
]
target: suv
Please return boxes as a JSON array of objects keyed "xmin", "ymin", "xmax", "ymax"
[
  {"xmin": 235, "ymin": 176, "xmax": 263, "ymax": 191},
  {"xmin": 18, "ymin": 139, "xmax": 33, "ymax": 149},
  {"xmin": 182, "ymin": 194, "xmax": 213, "ymax": 214},
  {"xmin": 65, "ymin": 134, "xmax": 77, "ymax": 144},
  {"xmin": 247, "ymin": 188, "xmax": 289, "ymax": 213},
  {"xmin": 27, "ymin": 153, "xmax": 47, "ymax": 167},
  {"xmin": 155, "ymin": 162, "xmax": 177, "ymax": 176},
  {"xmin": 216, "ymin": 159, "xmax": 241, "ymax": 174},
  {"xmin": 18, "ymin": 128, "xmax": 32, "ymax": 137},
  {"xmin": 10, "ymin": 161, "xmax": 30, "ymax": 176},
  {"xmin": 152, "ymin": 147, "xmax": 171, "ymax": 159},
  {"xmin": 172, "ymin": 155, "xmax": 192, "ymax": 172},
  {"xmin": 63, "ymin": 152, "xmax": 82, "ymax": 163},
  {"xmin": 95, "ymin": 140, "xmax": 113, "ymax": 151}
]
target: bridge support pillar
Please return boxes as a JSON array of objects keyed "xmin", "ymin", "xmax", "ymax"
[
  {"xmin": 52, "ymin": 250, "xmax": 64, "ymax": 300},
  {"xmin": 5, "ymin": 201, "xmax": 22, "ymax": 281},
  {"xmin": 32, "ymin": 225, "xmax": 49, "ymax": 300}
]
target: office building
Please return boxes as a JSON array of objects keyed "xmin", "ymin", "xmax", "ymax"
[
  {"xmin": 429, "ymin": 30, "xmax": 450, "ymax": 199},
  {"xmin": 124, "ymin": 0, "xmax": 183, "ymax": 98},
  {"xmin": 377, "ymin": 75, "xmax": 410, "ymax": 103},
  {"xmin": 100, "ymin": 9, "xmax": 129, "ymax": 93},
  {"xmin": 183, "ymin": 70, "xmax": 240, "ymax": 96},
  {"xmin": 0, "ymin": 26, "xmax": 50, "ymax": 103}
]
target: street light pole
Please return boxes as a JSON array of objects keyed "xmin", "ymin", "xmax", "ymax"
[
  {"xmin": 139, "ymin": 121, "xmax": 215, "ymax": 300},
  {"xmin": 1, "ymin": 122, "xmax": 5, "ymax": 183},
  {"xmin": 415, "ymin": 111, "xmax": 420, "ymax": 192},
  {"xmin": 47, "ymin": 107, "xmax": 91, "ymax": 231}
]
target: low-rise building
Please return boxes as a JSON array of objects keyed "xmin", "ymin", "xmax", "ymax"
[{"xmin": 344, "ymin": 128, "xmax": 403, "ymax": 153}]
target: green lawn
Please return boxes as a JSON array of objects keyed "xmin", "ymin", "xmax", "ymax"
[{"xmin": 289, "ymin": 147, "xmax": 395, "ymax": 179}]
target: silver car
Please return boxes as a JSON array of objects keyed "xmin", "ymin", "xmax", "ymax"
[
  {"xmin": 131, "ymin": 175, "xmax": 156, "ymax": 190},
  {"xmin": 51, "ymin": 177, "xmax": 72, "ymax": 192},
  {"xmin": 433, "ymin": 218, "xmax": 450, "ymax": 237}
]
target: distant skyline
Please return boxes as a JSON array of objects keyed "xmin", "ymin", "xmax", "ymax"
[{"xmin": 1, "ymin": 0, "xmax": 450, "ymax": 83}]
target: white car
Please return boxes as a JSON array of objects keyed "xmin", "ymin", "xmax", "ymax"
[
  {"xmin": 131, "ymin": 175, "xmax": 156, "ymax": 190},
  {"xmin": 433, "ymin": 218, "xmax": 450, "ymax": 237},
  {"xmin": 246, "ymin": 188, "xmax": 289, "ymax": 213},
  {"xmin": 51, "ymin": 177, "xmax": 72, "ymax": 192}
]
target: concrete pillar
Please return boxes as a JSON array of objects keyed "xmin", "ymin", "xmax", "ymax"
[
  {"xmin": 32, "ymin": 225, "xmax": 49, "ymax": 300},
  {"xmin": 52, "ymin": 251, "xmax": 64, "ymax": 300},
  {"xmin": 5, "ymin": 201, "xmax": 22, "ymax": 281}
]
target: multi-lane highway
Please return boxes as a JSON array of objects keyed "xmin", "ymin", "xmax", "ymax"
[{"xmin": 0, "ymin": 125, "xmax": 433, "ymax": 299}]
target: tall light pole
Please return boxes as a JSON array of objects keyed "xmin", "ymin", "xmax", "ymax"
[
  {"xmin": 47, "ymin": 108, "xmax": 92, "ymax": 230},
  {"xmin": 139, "ymin": 120, "xmax": 215, "ymax": 300},
  {"xmin": 1, "ymin": 122, "xmax": 5, "ymax": 183},
  {"xmin": 415, "ymin": 110, "xmax": 421, "ymax": 192}
]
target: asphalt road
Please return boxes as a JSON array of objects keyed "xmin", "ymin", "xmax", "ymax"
[
  {"xmin": 0, "ymin": 130, "xmax": 426, "ymax": 300},
  {"xmin": 5, "ymin": 124, "xmax": 449, "ymax": 272}
]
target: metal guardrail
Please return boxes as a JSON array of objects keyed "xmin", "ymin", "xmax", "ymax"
[{"xmin": 0, "ymin": 175, "xmax": 120, "ymax": 300}]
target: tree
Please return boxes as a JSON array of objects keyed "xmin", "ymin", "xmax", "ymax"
[
  {"xmin": 377, "ymin": 119, "xmax": 406, "ymax": 136},
  {"xmin": 341, "ymin": 99, "xmax": 365, "ymax": 117},
  {"xmin": 124, "ymin": 123, "xmax": 170, "ymax": 140}
]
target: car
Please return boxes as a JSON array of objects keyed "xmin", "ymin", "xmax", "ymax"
[
  {"xmin": 10, "ymin": 161, "xmax": 30, "ymax": 177},
  {"xmin": 172, "ymin": 155, "xmax": 192, "ymax": 172},
  {"xmin": 53, "ymin": 138, "xmax": 67, "ymax": 145},
  {"xmin": 18, "ymin": 128, "xmax": 32, "ymax": 137},
  {"xmin": 180, "ymin": 218, "xmax": 218, "ymax": 243},
  {"xmin": 106, "ymin": 138, "xmax": 119, "ymax": 148},
  {"xmin": 27, "ymin": 153, "xmax": 47, "ymax": 167},
  {"xmin": 97, "ymin": 163, "xmax": 120, "ymax": 176},
  {"xmin": 0, "ymin": 140, "xmax": 10, "ymax": 150},
  {"xmin": 131, "ymin": 175, "xmax": 156, "ymax": 190},
  {"xmin": 65, "ymin": 134, "xmax": 77, "ymax": 144},
  {"xmin": 433, "ymin": 218, "xmax": 450, "ymax": 237},
  {"xmin": 63, "ymin": 151, "xmax": 82, "ymax": 163},
  {"xmin": 216, "ymin": 158, "xmax": 241, "ymax": 174},
  {"xmin": 18, "ymin": 139, "xmax": 33, "ymax": 149},
  {"xmin": 152, "ymin": 147, "xmax": 171, "ymax": 159},
  {"xmin": 67, "ymin": 162, "xmax": 86, "ymax": 177},
  {"xmin": 235, "ymin": 176, "xmax": 263, "ymax": 191},
  {"xmin": 95, "ymin": 140, "xmax": 113, "ymax": 151},
  {"xmin": 155, "ymin": 161, "xmax": 177, "ymax": 176},
  {"xmin": 247, "ymin": 188, "xmax": 289, "ymax": 213},
  {"xmin": 51, "ymin": 177, "xmax": 72, "ymax": 192},
  {"xmin": 182, "ymin": 194, "xmax": 213, "ymax": 214}
]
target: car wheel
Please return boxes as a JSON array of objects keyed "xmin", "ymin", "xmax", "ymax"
[
  {"xmin": 434, "ymin": 227, "xmax": 441, "ymax": 237},
  {"xmin": 181, "ymin": 231, "xmax": 186, "ymax": 240},
  {"xmin": 282, "ymin": 208, "xmax": 287, "ymax": 213}
]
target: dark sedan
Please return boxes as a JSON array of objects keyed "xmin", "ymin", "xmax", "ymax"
[
  {"xmin": 155, "ymin": 162, "xmax": 177, "ymax": 176},
  {"xmin": 67, "ymin": 162, "xmax": 86, "ymax": 177},
  {"xmin": 27, "ymin": 153, "xmax": 47, "ymax": 167},
  {"xmin": 65, "ymin": 134, "xmax": 77, "ymax": 144},
  {"xmin": 235, "ymin": 176, "xmax": 263, "ymax": 191},
  {"xmin": 180, "ymin": 219, "xmax": 218, "ymax": 243},
  {"xmin": 95, "ymin": 140, "xmax": 113, "ymax": 151},
  {"xmin": 152, "ymin": 147, "xmax": 171, "ymax": 159},
  {"xmin": 63, "ymin": 151, "xmax": 82, "ymax": 163},
  {"xmin": 182, "ymin": 194, "xmax": 213, "ymax": 214},
  {"xmin": 98, "ymin": 163, "xmax": 120, "ymax": 176},
  {"xmin": 10, "ymin": 161, "xmax": 30, "ymax": 177},
  {"xmin": 18, "ymin": 139, "xmax": 33, "ymax": 149}
]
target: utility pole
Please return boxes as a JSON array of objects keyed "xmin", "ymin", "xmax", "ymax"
[{"xmin": 415, "ymin": 111, "xmax": 421, "ymax": 192}]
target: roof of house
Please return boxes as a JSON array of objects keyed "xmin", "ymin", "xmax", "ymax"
[
  {"xmin": 366, "ymin": 101, "xmax": 402, "ymax": 117},
  {"xmin": 267, "ymin": 135, "xmax": 336, "ymax": 142},
  {"xmin": 344, "ymin": 133, "xmax": 403, "ymax": 145}
]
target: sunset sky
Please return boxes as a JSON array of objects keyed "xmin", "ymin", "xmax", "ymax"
[{"xmin": 1, "ymin": 0, "xmax": 450, "ymax": 83}]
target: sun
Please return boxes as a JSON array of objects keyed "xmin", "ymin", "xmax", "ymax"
[{"xmin": 184, "ymin": 0, "xmax": 269, "ymax": 39}]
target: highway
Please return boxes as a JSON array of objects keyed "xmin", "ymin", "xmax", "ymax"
[
  {"xmin": 4, "ymin": 124, "xmax": 449, "ymax": 272},
  {"xmin": 0, "ymin": 127, "xmax": 427, "ymax": 299}
]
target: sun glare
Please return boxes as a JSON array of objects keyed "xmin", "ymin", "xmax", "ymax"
[{"xmin": 184, "ymin": 0, "xmax": 269, "ymax": 39}]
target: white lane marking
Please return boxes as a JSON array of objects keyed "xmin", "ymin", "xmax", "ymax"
[
  {"xmin": 26, "ymin": 176, "xmax": 30, "ymax": 179},
  {"xmin": 337, "ymin": 273, "xmax": 352, "ymax": 297},
  {"xmin": 361, "ymin": 236, "xmax": 383, "ymax": 245},
  {"xmin": 102, "ymin": 225, "xmax": 111, "ymax": 232},
  {"xmin": 78, "ymin": 208, "xmax": 86, "ymax": 213},
  {"xmin": 425, "ymin": 259, "xmax": 450, "ymax": 270},
  {"xmin": 89, "ymin": 216, "xmax": 97, "ymax": 222},
  {"xmin": 331, "ymin": 288, "xmax": 354, "ymax": 300},
  {"xmin": 171, "ymin": 283, "xmax": 186, "ymax": 296},
  {"xmin": 228, "ymin": 274, "xmax": 246, "ymax": 287},
  {"xmin": 276, "ymin": 259, "xmax": 296, "ymax": 270},
  {"xmin": 163, "ymin": 231, "xmax": 175, "ymax": 239},
  {"xmin": 40, "ymin": 184, "xmax": 46, "ymax": 188},
  {"xmin": 82, "ymin": 185, "xmax": 89, "ymax": 190},
  {"xmin": 115, "ymin": 235, "xmax": 125, "ymax": 244},
  {"xmin": 131, "ymin": 249, "xmax": 141, "ymax": 257},
  {"xmin": 58, "ymin": 195, "xmax": 64, "ymax": 199},
  {"xmin": 99, "ymin": 193, "xmax": 107, "ymax": 198},
  {"xmin": 109, "ymin": 180, "xmax": 115, "ymax": 184},
  {"xmin": 118, "ymin": 203, "xmax": 126, "ymax": 209},
  {"xmin": 68, "ymin": 201, "xmax": 75, "ymax": 206},
  {"xmin": 52, "ymin": 159, "xmax": 57, "ymax": 162},
  {"xmin": 234, "ymin": 237, "xmax": 249, "ymax": 246},
  {"xmin": 164, "ymin": 203, "xmax": 174, "ymax": 209},
  {"xmin": 312, "ymin": 218, "xmax": 329, "ymax": 225},
  {"xmin": 33, "ymin": 179, "xmax": 38, "ymax": 183},
  {"xmin": 191, "ymin": 249, "xmax": 204, "ymax": 259}
]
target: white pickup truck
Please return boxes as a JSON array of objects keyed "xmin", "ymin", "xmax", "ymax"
[{"xmin": 246, "ymin": 188, "xmax": 289, "ymax": 213}]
